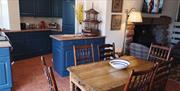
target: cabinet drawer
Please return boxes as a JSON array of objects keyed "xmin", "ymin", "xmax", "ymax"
[{"xmin": 0, "ymin": 48, "xmax": 10, "ymax": 57}]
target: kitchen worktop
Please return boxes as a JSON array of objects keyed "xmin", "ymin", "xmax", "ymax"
[
  {"xmin": 0, "ymin": 41, "xmax": 11, "ymax": 48},
  {"xmin": 0, "ymin": 32, "xmax": 11, "ymax": 48},
  {"xmin": 1, "ymin": 29, "xmax": 61, "ymax": 33},
  {"xmin": 50, "ymin": 34, "xmax": 106, "ymax": 41}
]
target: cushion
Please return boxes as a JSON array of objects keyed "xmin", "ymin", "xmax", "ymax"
[{"xmin": 130, "ymin": 43, "xmax": 149, "ymax": 60}]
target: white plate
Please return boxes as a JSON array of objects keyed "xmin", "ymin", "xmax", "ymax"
[{"xmin": 109, "ymin": 59, "xmax": 130, "ymax": 70}]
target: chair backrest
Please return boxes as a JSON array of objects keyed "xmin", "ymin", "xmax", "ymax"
[
  {"xmin": 73, "ymin": 44, "xmax": 94, "ymax": 66},
  {"xmin": 147, "ymin": 44, "xmax": 171, "ymax": 63},
  {"xmin": 130, "ymin": 43, "xmax": 149, "ymax": 60},
  {"xmin": 41, "ymin": 56, "xmax": 58, "ymax": 91},
  {"xmin": 151, "ymin": 58, "xmax": 173, "ymax": 91},
  {"xmin": 123, "ymin": 63, "xmax": 158, "ymax": 91},
  {"xmin": 98, "ymin": 43, "xmax": 115, "ymax": 60}
]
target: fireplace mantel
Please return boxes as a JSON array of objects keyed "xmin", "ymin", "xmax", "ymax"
[{"xmin": 136, "ymin": 16, "xmax": 171, "ymax": 25}]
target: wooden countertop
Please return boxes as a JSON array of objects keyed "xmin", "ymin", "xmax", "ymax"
[
  {"xmin": 0, "ymin": 41, "xmax": 11, "ymax": 48},
  {"xmin": 1, "ymin": 29, "xmax": 61, "ymax": 33},
  {"xmin": 50, "ymin": 34, "xmax": 106, "ymax": 41}
]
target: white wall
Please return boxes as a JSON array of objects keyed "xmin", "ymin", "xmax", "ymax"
[
  {"xmin": 76, "ymin": 0, "xmax": 179, "ymax": 52},
  {"xmin": 0, "ymin": 0, "xmax": 10, "ymax": 29},
  {"xmin": 105, "ymin": 0, "xmax": 144, "ymax": 52},
  {"xmin": 8, "ymin": 0, "xmax": 20, "ymax": 30},
  {"xmin": 0, "ymin": 0, "xmax": 20, "ymax": 30}
]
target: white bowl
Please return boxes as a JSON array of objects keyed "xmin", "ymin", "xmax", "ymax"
[{"xmin": 109, "ymin": 59, "xmax": 130, "ymax": 70}]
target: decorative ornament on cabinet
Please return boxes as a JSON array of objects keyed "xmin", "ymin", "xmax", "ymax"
[{"xmin": 82, "ymin": 3, "xmax": 101, "ymax": 37}]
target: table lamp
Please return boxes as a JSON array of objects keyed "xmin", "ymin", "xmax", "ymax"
[{"xmin": 122, "ymin": 8, "xmax": 142, "ymax": 55}]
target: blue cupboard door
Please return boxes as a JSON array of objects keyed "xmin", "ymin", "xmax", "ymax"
[
  {"xmin": 52, "ymin": 0, "xmax": 63, "ymax": 17},
  {"xmin": 0, "ymin": 62, "xmax": 6, "ymax": 86},
  {"xmin": 19, "ymin": 0, "xmax": 36, "ymax": 16},
  {"xmin": 64, "ymin": 49, "xmax": 74, "ymax": 67},
  {"xmin": 62, "ymin": 0, "xmax": 75, "ymax": 34},
  {"xmin": 36, "ymin": 0, "xmax": 52, "ymax": 17},
  {"xmin": 0, "ymin": 57, "xmax": 12, "ymax": 89}
]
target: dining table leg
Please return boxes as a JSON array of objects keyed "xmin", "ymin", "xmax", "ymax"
[{"xmin": 70, "ymin": 73, "xmax": 74, "ymax": 91}]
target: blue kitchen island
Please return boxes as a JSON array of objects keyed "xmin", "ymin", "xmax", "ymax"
[
  {"xmin": 50, "ymin": 34, "xmax": 105, "ymax": 77},
  {"xmin": 0, "ymin": 41, "xmax": 12, "ymax": 91}
]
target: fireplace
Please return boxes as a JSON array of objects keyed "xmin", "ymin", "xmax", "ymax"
[
  {"xmin": 132, "ymin": 16, "xmax": 171, "ymax": 47},
  {"xmin": 133, "ymin": 24, "xmax": 155, "ymax": 47}
]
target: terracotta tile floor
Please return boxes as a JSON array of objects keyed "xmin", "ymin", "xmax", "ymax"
[
  {"xmin": 12, "ymin": 54, "xmax": 180, "ymax": 91},
  {"xmin": 12, "ymin": 54, "xmax": 69, "ymax": 91}
]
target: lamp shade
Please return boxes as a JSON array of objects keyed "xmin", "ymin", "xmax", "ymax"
[{"xmin": 128, "ymin": 11, "xmax": 142, "ymax": 23}]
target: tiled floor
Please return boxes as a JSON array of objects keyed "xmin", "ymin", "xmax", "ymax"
[
  {"xmin": 12, "ymin": 54, "xmax": 69, "ymax": 91},
  {"xmin": 12, "ymin": 54, "xmax": 180, "ymax": 91}
]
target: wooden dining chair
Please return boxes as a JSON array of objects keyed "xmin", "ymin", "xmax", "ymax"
[
  {"xmin": 41, "ymin": 56, "xmax": 58, "ymax": 91},
  {"xmin": 98, "ymin": 43, "xmax": 116, "ymax": 60},
  {"xmin": 73, "ymin": 44, "xmax": 94, "ymax": 66},
  {"xmin": 123, "ymin": 63, "xmax": 158, "ymax": 91},
  {"xmin": 147, "ymin": 43, "xmax": 171, "ymax": 63},
  {"xmin": 151, "ymin": 58, "xmax": 173, "ymax": 91}
]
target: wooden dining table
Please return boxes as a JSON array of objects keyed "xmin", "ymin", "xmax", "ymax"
[{"xmin": 67, "ymin": 56, "xmax": 154, "ymax": 91}]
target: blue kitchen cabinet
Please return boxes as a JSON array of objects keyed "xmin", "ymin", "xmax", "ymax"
[
  {"xmin": 52, "ymin": 36, "xmax": 105, "ymax": 77},
  {"xmin": 7, "ymin": 32, "xmax": 28, "ymax": 60},
  {"xmin": 36, "ymin": 0, "xmax": 52, "ymax": 17},
  {"xmin": 0, "ymin": 48, "xmax": 12, "ymax": 91},
  {"xmin": 19, "ymin": 0, "xmax": 63, "ymax": 17},
  {"xmin": 19, "ymin": 0, "xmax": 36, "ymax": 16},
  {"xmin": 12, "ymin": 39, "xmax": 27, "ymax": 60},
  {"xmin": 51, "ymin": 31, "xmax": 63, "ymax": 35},
  {"xmin": 5, "ymin": 31, "xmax": 52, "ymax": 61},
  {"xmin": 52, "ymin": 0, "xmax": 63, "ymax": 17},
  {"xmin": 62, "ymin": 0, "xmax": 75, "ymax": 34},
  {"xmin": 20, "ymin": 0, "xmax": 51, "ymax": 17}
]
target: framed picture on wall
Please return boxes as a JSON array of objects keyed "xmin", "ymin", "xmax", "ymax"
[
  {"xmin": 111, "ymin": 15, "xmax": 122, "ymax": 30},
  {"xmin": 142, "ymin": 0, "xmax": 164, "ymax": 14},
  {"xmin": 112, "ymin": 0, "xmax": 123, "ymax": 13}
]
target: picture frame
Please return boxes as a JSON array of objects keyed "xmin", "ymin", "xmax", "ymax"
[
  {"xmin": 142, "ymin": 0, "xmax": 164, "ymax": 14},
  {"xmin": 111, "ymin": 15, "xmax": 122, "ymax": 30},
  {"xmin": 112, "ymin": 0, "xmax": 123, "ymax": 13}
]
